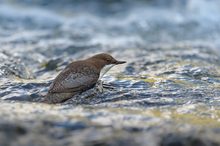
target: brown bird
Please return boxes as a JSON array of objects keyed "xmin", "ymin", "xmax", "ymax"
[{"xmin": 45, "ymin": 53, "xmax": 126, "ymax": 104}]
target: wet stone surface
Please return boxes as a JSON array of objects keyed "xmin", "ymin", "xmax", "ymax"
[{"xmin": 1, "ymin": 0, "xmax": 220, "ymax": 146}]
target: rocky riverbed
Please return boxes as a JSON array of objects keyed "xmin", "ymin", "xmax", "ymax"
[{"xmin": 1, "ymin": 0, "xmax": 220, "ymax": 146}]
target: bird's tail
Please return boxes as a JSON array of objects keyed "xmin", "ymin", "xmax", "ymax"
[{"xmin": 43, "ymin": 92, "xmax": 75, "ymax": 104}]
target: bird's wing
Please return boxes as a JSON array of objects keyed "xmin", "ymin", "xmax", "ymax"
[{"xmin": 48, "ymin": 65, "xmax": 99, "ymax": 93}]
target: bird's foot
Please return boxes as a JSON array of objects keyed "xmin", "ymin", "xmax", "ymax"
[
  {"xmin": 102, "ymin": 83, "xmax": 115, "ymax": 90},
  {"xmin": 95, "ymin": 80, "xmax": 116, "ymax": 93}
]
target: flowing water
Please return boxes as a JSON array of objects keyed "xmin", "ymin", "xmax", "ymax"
[{"xmin": 1, "ymin": 0, "xmax": 220, "ymax": 146}]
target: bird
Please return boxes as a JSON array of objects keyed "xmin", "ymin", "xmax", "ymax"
[{"xmin": 44, "ymin": 53, "xmax": 126, "ymax": 104}]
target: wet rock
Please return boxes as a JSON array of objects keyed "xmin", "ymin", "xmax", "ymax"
[
  {"xmin": 0, "ymin": 51, "xmax": 33, "ymax": 79},
  {"xmin": 0, "ymin": 0, "xmax": 220, "ymax": 145},
  {"xmin": 130, "ymin": 81, "xmax": 150, "ymax": 88},
  {"xmin": 160, "ymin": 133, "xmax": 219, "ymax": 146},
  {"xmin": 0, "ymin": 123, "xmax": 26, "ymax": 136},
  {"xmin": 41, "ymin": 58, "xmax": 63, "ymax": 71},
  {"xmin": 43, "ymin": 120, "xmax": 88, "ymax": 131}
]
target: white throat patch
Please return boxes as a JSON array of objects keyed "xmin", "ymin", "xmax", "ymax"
[{"xmin": 99, "ymin": 64, "xmax": 115, "ymax": 79}]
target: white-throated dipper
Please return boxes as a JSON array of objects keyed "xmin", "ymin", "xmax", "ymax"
[{"xmin": 45, "ymin": 53, "xmax": 126, "ymax": 104}]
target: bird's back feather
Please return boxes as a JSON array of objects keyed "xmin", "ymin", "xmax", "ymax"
[{"xmin": 48, "ymin": 61, "xmax": 99, "ymax": 93}]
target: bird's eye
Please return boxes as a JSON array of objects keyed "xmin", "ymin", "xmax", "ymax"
[{"xmin": 106, "ymin": 58, "xmax": 111, "ymax": 62}]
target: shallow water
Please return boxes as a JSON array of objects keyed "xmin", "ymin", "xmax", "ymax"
[{"xmin": 1, "ymin": 0, "xmax": 220, "ymax": 146}]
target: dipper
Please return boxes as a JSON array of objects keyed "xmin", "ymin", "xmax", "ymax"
[{"xmin": 45, "ymin": 53, "xmax": 126, "ymax": 103}]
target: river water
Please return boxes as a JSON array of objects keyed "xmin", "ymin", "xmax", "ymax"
[{"xmin": 1, "ymin": 0, "xmax": 220, "ymax": 146}]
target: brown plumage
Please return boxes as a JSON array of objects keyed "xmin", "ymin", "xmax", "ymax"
[{"xmin": 45, "ymin": 53, "xmax": 126, "ymax": 104}]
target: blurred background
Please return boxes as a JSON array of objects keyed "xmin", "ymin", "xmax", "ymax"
[{"xmin": 1, "ymin": 0, "xmax": 220, "ymax": 146}]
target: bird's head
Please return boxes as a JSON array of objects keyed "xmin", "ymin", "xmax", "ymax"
[
  {"xmin": 87, "ymin": 53, "xmax": 126, "ymax": 78},
  {"xmin": 89, "ymin": 53, "xmax": 126, "ymax": 66}
]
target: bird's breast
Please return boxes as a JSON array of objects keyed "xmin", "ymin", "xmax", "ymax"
[{"xmin": 99, "ymin": 64, "xmax": 115, "ymax": 79}]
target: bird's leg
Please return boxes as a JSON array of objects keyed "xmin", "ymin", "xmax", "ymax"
[{"xmin": 96, "ymin": 80, "xmax": 104, "ymax": 93}]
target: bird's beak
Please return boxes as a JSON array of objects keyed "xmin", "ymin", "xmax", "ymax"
[{"xmin": 114, "ymin": 60, "xmax": 126, "ymax": 64}]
